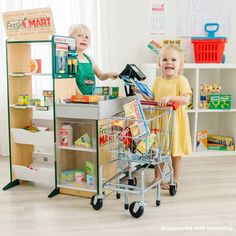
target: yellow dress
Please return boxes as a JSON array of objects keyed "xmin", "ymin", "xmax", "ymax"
[{"xmin": 152, "ymin": 75, "xmax": 192, "ymax": 156}]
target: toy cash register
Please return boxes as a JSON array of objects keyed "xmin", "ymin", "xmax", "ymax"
[{"xmin": 119, "ymin": 64, "xmax": 146, "ymax": 96}]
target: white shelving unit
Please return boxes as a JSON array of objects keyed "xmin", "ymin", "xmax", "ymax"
[{"xmin": 142, "ymin": 63, "xmax": 236, "ymax": 157}]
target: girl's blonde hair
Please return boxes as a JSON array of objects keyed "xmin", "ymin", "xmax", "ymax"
[
  {"xmin": 157, "ymin": 45, "xmax": 185, "ymax": 75},
  {"xmin": 68, "ymin": 24, "xmax": 91, "ymax": 46}
]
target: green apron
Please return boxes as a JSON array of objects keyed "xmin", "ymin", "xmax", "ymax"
[{"xmin": 76, "ymin": 53, "xmax": 96, "ymax": 95}]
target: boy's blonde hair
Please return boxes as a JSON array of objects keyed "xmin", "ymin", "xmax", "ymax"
[
  {"xmin": 157, "ymin": 45, "xmax": 185, "ymax": 75},
  {"xmin": 68, "ymin": 24, "xmax": 91, "ymax": 46}
]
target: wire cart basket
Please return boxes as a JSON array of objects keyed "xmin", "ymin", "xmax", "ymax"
[{"xmin": 91, "ymin": 100, "xmax": 179, "ymax": 218}]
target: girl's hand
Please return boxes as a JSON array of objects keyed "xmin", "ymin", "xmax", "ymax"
[{"xmin": 158, "ymin": 96, "xmax": 172, "ymax": 106}]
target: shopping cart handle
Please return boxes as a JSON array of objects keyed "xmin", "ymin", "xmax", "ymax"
[{"xmin": 140, "ymin": 100, "xmax": 179, "ymax": 110}]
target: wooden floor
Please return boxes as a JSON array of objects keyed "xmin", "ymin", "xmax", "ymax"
[{"xmin": 0, "ymin": 156, "xmax": 236, "ymax": 236}]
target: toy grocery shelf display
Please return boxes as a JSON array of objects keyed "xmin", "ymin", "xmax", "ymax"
[
  {"xmin": 142, "ymin": 63, "xmax": 236, "ymax": 158},
  {"xmin": 3, "ymin": 40, "xmax": 56, "ymax": 193}
]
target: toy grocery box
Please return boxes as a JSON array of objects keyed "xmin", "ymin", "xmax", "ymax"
[
  {"xmin": 209, "ymin": 94, "xmax": 231, "ymax": 109},
  {"xmin": 196, "ymin": 130, "xmax": 208, "ymax": 151}
]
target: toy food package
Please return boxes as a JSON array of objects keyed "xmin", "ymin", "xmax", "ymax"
[
  {"xmin": 123, "ymin": 99, "xmax": 150, "ymax": 139},
  {"xmin": 137, "ymin": 133, "xmax": 156, "ymax": 154},
  {"xmin": 147, "ymin": 40, "xmax": 162, "ymax": 55},
  {"xmin": 30, "ymin": 59, "xmax": 42, "ymax": 73},
  {"xmin": 207, "ymin": 143, "xmax": 234, "ymax": 151},
  {"xmin": 207, "ymin": 134, "xmax": 233, "ymax": 147},
  {"xmin": 55, "ymin": 43, "xmax": 68, "ymax": 74},
  {"xmin": 44, "ymin": 96, "xmax": 53, "ymax": 107},
  {"xmin": 200, "ymin": 83, "xmax": 222, "ymax": 109},
  {"xmin": 30, "ymin": 98, "xmax": 41, "ymax": 106},
  {"xmin": 112, "ymin": 87, "xmax": 119, "ymax": 98},
  {"xmin": 61, "ymin": 170, "xmax": 75, "ymax": 182},
  {"xmin": 93, "ymin": 86, "xmax": 111, "ymax": 96},
  {"xmin": 118, "ymin": 127, "xmax": 137, "ymax": 153},
  {"xmin": 75, "ymin": 170, "xmax": 85, "ymax": 183},
  {"xmin": 18, "ymin": 94, "xmax": 30, "ymax": 106},
  {"xmin": 186, "ymin": 88, "xmax": 193, "ymax": 109},
  {"xmin": 60, "ymin": 124, "xmax": 73, "ymax": 146},
  {"xmin": 111, "ymin": 119, "xmax": 125, "ymax": 131},
  {"xmin": 70, "ymin": 95, "xmax": 100, "ymax": 103},
  {"xmin": 86, "ymin": 174, "xmax": 94, "ymax": 185},
  {"xmin": 209, "ymin": 94, "xmax": 231, "ymax": 110},
  {"xmin": 74, "ymin": 133, "xmax": 92, "ymax": 148},
  {"xmin": 85, "ymin": 161, "xmax": 94, "ymax": 175},
  {"xmin": 43, "ymin": 90, "xmax": 53, "ymax": 97},
  {"xmin": 196, "ymin": 130, "xmax": 208, "ymax": 151}
]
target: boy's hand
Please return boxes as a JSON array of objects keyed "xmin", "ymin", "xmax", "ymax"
[{"xmin": 110, "ymin": 72, "xmax": 119, "ymax": 80}]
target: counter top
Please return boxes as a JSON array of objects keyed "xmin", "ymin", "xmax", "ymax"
[{"xmin": 55, "ymin": 96, "xmax": 136, "ymax": 120}]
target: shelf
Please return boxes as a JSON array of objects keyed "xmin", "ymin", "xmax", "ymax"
[
  {"xmin": 7, "ymin": 40, "xmax": 51, "ymax": 44},
  {"xmin": 9, "ymin": 105, "xmax": 53, "ymax": 119},
  {"xmin": 57, "ymin": 182, "xmax": 96, "ymax": 192},
  {"xmin": 198, "ymin": 109, "xmax": 236, "ymax": 113},
  {"xmin": 11, "ymin": 128, "xmax": 54, "ymax": 146},
  {"xmin": 191, "ymin": 151, "xmax": 236, "ymax": 157},
  {"xmin": 186, "ymin": 109, "xmax": 196, "ymax": 113},
  {"xmin": 58, "ymin": 145, "xmax": 96, "ymax": 153},
  {"xmin": 184, "ymin": 63, "xmax": 236, "ymax": 69},
  {"xmin": 12, "ymin": 164, "xmax": 54, "ymax": 187},
  {"xmin": 33, "ymin": 108, "xmax": 53, "ymax": 120},
  {"xmin": 9, "ymin": 72, "xmax": 52, "ymax": 77},
  {"xmin": 143, "ymin": 63, "xmax": 236, "ymax": 70}
]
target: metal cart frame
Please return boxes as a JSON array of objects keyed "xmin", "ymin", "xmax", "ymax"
[{"xmin": 91, "ymin": 100, "xmax": 178, "ymax": 218}]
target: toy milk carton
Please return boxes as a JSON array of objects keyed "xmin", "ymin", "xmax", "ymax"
[
  {"xmin": 196, "ymin": 130, "xmax": 208, "ymax": 151},
  {"xmin": 123, "ymin": 99, "xmax": 150, "ymax": 139},
  {"xmin": 60, "ymin": 124, "xmax": 73, "ymax": 146}
]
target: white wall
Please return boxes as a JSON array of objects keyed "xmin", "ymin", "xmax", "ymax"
[
  {"xmin": 99, "ymin": 0, "xmax": 236, "ymax": 71},
  {"xmin": 0, "ymin": 3, "xmax": 9, "ymax": 156}
]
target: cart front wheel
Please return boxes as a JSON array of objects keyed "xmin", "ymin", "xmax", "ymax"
[
  {"xmin": 129, "ymin": 202, "xmax": 144, "ymax": 218},
  {"xmin": 91, "ymin": 195, "xmax": 103, "ymax": 210},
  {"xmin": 169, "ymin": 184, "xmax": 177, "ymax": 196}
]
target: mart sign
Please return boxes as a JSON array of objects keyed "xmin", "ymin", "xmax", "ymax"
[{"xmin": 2, "ymin": 7, "xmax": 55, "ymax": 41}]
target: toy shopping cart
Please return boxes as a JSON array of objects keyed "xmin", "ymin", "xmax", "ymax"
[{"xmin": 91, "ymin": 100, "xmax": 179, "ymax": 218}]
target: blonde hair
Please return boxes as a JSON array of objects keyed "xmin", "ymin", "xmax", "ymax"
[
  {"xmin": 68, "ymin": 24, "xmax": 91, "ymax": 46},
  {"xmin": 157, "ymin": 45, "xmax": 185, "ymax": 75}
]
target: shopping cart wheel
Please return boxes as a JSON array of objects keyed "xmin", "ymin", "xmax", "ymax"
[
  {"xmin": 116, "ymin": 192, "xmax": 121, "ymax": 199},
  {"xmin": 129, "ymin": 202, "xmax": 144, "ymax": 218},
  {"xmin": 156, "ymin": 200, "xmax": 161, "ymax": 206},
  {"xmin": 128, "ymin": 177, "xmax": 137, "ymax": 186},
  {"xmin": 124, "ymin": 203, "xmax": 129, "ymax": 210},
  {"xmin": 169, "ymin": 184, "xmax": 177, "ymax": 196},
  {"xmin": 91, "ymin": 195, "xmax": 103, "ymax": 210}
]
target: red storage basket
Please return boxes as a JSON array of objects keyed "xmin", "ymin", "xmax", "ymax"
[{"xmin": 191, "ymin": 23, "xmax": 227, "ymax": 63}]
